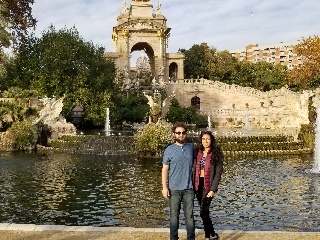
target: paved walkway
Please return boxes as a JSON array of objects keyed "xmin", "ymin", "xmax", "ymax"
[{"xmin": 0, "ymin": 224, "xmax": 319, "ymax": 240}]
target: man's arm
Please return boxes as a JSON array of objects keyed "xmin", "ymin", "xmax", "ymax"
[{"xmin": 161, "ymin": 164, "xmax": 170, "ymax": 198}]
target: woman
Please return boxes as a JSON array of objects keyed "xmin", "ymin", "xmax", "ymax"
[{"xmin": 194, "ymin": 130, "xmax": 223, "ymax": 240}]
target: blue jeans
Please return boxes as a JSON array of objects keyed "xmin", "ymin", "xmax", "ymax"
[{"xmin": 169, "ymin": 189, "xmax": 195, "ymax": 240}]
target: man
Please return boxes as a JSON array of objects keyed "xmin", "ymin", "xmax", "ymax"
[{"xmin": 162, "ymin": 122, "xmax": 195, "ymax": 240}]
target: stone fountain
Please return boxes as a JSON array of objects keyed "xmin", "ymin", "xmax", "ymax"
[{"xmin": 33, "ymin": 95, "xmax": 77, "ymax": 140}]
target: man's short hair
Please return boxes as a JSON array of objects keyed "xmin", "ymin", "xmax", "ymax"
[{"xmin": 172, "ymin": 122, "xmax": 188, "ymax": 133}]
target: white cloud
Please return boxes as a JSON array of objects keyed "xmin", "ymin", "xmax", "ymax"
[{"xmin": 32, "ymin": 0, "xmax": 319, "ymax": 53}]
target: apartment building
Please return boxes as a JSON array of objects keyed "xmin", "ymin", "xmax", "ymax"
[{"xmin": 229, "ymin": 41, "xmax": 303, "ymax": 70}]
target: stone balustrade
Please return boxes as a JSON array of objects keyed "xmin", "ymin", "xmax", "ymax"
[{"xmin": 169, "ymin": 79, "xmax": 315, "ymax": 132}]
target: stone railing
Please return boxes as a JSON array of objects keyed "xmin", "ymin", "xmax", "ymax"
[{"xmin": 170, "ymin": 79, "xmax": 315, "ymax": 131}]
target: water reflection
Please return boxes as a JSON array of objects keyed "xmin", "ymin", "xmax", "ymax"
[{"xmin": 0, "ymin": 152, "xmax": 319, "ymax": 231}]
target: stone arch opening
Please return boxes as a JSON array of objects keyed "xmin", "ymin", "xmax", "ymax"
[
  {"xmin": 130, "ymin": 42, "xmax": 155, "ymax": 86},
  {"xmin": 191, "ymin": 95, "xmax": 200, "ymax": 110},
  {"xmin": 169, "ymin": 62, "xmax": 178, "ymax": 81},
  {"xmin": 131, "ymin": 42, "xmax": 155, "ymax": 75}
]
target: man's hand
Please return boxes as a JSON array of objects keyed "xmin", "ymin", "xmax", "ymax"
[
  {"xmin": 161, "ymin": 164, "xmax": 170, "ymax": 198},
  {"xmin": 162, "ymin": 188, "xmax": 170, "ymax": 198}
]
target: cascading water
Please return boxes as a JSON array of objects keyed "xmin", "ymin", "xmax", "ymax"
[
  {"xmin": 311, "ymin": 106, "xmax": 320, "ymax": 173},
  {"xmin": 105, "ymin": 107, "xmax": 111, "ymax": 137}
]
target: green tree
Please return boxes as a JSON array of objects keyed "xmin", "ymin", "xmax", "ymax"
[
  {"xmin": 165, "ymin": 98, "xmax": 207, "ymax": 127},
  {"xmin": 184, "ymin": 43, "xmax": 217, "ymax": 79},
  {"xmin": 111, "ymin": 92, "xmax": 149, "ymax": 127},
  {"xmin": 232, "ymin": 61, "xmax": 287, "ymax": 91},
  {"xmin": 214, "ymin": 50, "xmax": 238, "ymax": 82},
  {"xmin": 4, "ymin": 26, "xmax": 117, "ymax": 127},
  {"xmin": 233, "ymin": 60, "xmax": 255, "ymax": 86},
  {"xmin": 251, "ymin": 62, "xmax": 287, "ymax": 91}
]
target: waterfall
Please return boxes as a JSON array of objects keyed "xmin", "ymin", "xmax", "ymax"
[
  {"xmin": 311, "ymin": 106, "xmax": 320, "ymax": 173},
  {"xmin": 207, "ymin": 115, "xmax": 211, "ymax": 130},
  {"xmin": 105, "ymin": 107, "xmax": 111, "ymax": 137}
]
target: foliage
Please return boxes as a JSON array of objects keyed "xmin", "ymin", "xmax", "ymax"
[
  {"xmin": 233, "ymin": 61, "xmax": 287, "ymax": 91},
  {"xmin": 298, "ymin": 124, "xmax": 315, "ymax": 149},
  {"xmin": 213, "ymin": 50, "xmax": 238, "ymax": 82},
  {"xmin": 112, "ymin": 91, "xmax": 149, "ymax": 127},
  {"xmin": 134, "ymin": 120, "xmax": 173, "ymax": 157},
  {"xmin": 2, "ymin": 86, "xmax": 38, "ymax": 97},
  {"xmin": 5, "ymin": 119, "xmax": 38, "ymax": 150},
  {"xmin": 0, "ymin": 51, "xmax": 9, "ymax": 80},
  {"xmin": 0, "ymin": 90, "xmax": 36, "ymax": 131},
  {"xmin": 165, "ymin": 98, "xmax": 208, "ymax": 128},
  {"xmin": 184, "ymin": 43, "xmax": 217, "ymax": 79},
  {"xmin": 3, "ymin": 26, "xmax": 117, "ymax": 128},
  {"xmin": 0, "ymin": 0, "xmax": 36, "ymax": 49},
  {"xmin": 287, "ymin": 35, "xmax": 320, "ymax": 90},
  {"xmin": 183, "ymin": 43, "xmax": 287, "ymax": 91}
]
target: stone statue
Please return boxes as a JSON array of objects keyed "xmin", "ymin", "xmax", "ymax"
[
  {"xmin": 159, "ymin": 65, "xmax": 164, "ymax": 75},
  {"xmin": 143, "ymin": 91, "xmax": 162, "ymax": 123},
  {"xmin": 34, "ymin": 96, "xmax": 64, "ymax": 125},
  {"xmin": 124, "ymin": 77, "xmax": 132, "ymax": 90},
  {"xmin": 156, "ymin": 2, "xmax": 162, "ymax": 14},
  {"xmin": 158, "ymin": 76, "xmax": 167, "ymax": 89},
  {"xmin": 122, "ymin": 63, "xmax": 129, "ymax": 78},
  {"xmin": 143, "ymin": 91, "xmax": 154, "ymax": 109},
  {"xmin": 141, "ymin": 48, "xmax": 147, "ymax": 58},
  {"xmin": 151, "ymin": 77, "xmax": 158, "ymax": 89},
  {"xmin": 33, "ymin": 96, "xmax": 76, "ymax": 138},
  {"xmin": 121, "ymin": 1, "xmax": 129, "ymax": 13},
  {"xmin": 161, "ymin": 92, "xmax": 176, "ymax": 118}
]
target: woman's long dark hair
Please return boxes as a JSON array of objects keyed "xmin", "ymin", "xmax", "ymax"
[{"xmin": 196, "ymin": 131, "xmax": 223, "ymax": 164}]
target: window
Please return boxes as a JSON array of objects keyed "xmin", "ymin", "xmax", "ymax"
[{"xmin": 191, "ymin": 96, "xmax": 200, "ymax": 110}]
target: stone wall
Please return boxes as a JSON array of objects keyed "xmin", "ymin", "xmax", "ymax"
[{"xmin": 167, "ymin": 78, "xmax": 314, "ymax": 133}]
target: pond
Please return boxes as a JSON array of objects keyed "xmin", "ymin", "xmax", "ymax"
[{"xmin": 0, "ymin": 151, "xmax": 319, "ymax": 232}]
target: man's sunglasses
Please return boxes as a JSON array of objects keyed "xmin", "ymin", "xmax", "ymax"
[{"xmin": 175, "ymin": 131, "xmax": 187, "ymax": 135}]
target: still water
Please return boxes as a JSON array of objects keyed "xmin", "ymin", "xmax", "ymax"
[{"xmin": 0, "ymin": 151, "xmax": 319, "ymax": 231}]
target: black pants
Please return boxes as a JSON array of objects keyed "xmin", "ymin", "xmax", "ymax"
[{"xmin": 195, "ymin": 177, "xmax": 216, "ymax": 238}]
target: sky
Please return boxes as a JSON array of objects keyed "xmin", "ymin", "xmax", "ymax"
[{"xmin": 31, "ymin": 0, "xmax": 319, "ymax": 54}]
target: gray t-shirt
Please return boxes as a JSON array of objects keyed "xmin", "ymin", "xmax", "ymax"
[{"xmin": 162, "ymin": 143, "xmax": 194, "ymax": 190}]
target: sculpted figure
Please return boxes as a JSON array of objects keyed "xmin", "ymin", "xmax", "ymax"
[
  {"xmin": 156, "ymin": 2, "xmax": 162, "ymax": 14},
  {"xmin": 158, "ymin": 76, "xmax": 167, "ymax": 89},
  {"xmin": 121, "ymin": 1, "xmax": 129, "ymax": 13},
  {"xmin": 143, "ymin": 91, "xmax": 154, "ymax": 109},
  {"xmin": 159, "ymin": 65, "xmax": 164, "ymax": 75},
  {"xmin": 161, "ymin": 92, "xmax": 176, "ymax": 118}
]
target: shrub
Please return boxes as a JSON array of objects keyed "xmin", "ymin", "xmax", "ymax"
[
  {"xmin": 134, "ymin": 120, "xmax": 173, "ymax": 157},
  {"xmin": 298, "ymin": 124, "xmax": 315, "ymax": 149},
  {"xmin": 6, "ymin": 119, "xmax": 38, "ymax": 150}
]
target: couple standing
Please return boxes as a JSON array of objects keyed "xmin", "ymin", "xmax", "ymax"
[{"xmin": 162, "ymin": 122, "xmax": 223, "ymax": 240}]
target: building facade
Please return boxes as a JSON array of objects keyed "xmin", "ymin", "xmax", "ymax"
[
  {"xmin": 105, "ymin": 0, "xmax": 184, "ymax": 82},
  {"xmin": 229, "ymin": 41, "xmax": 303, "ymax": 70}
]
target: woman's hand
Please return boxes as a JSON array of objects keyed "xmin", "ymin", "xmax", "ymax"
[{"xmin": 207, "ymin": 190, "xmax": 215, "ymax": 198}]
